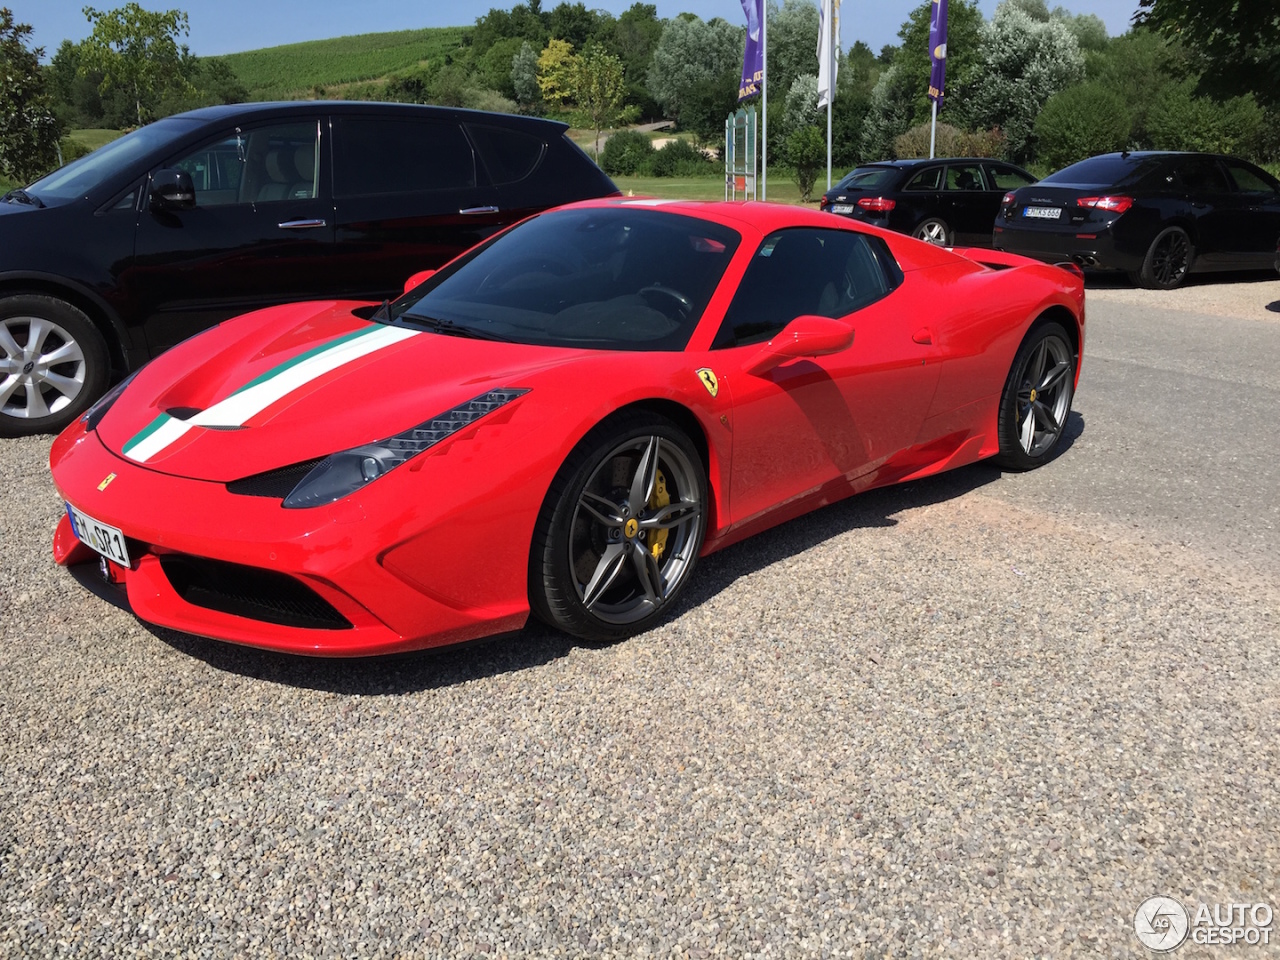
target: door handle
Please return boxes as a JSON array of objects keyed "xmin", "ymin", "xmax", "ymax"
[
  {"xmin": 278, "ymin": 219, "xmax": 327, "ymax": 229},
  {"xmin": 912, "ymin": 327, "xmax": 933, "ymax": 345},
  {"xmin": 459, "ymin": 205, "xmax": 500, "ymax": 215}
]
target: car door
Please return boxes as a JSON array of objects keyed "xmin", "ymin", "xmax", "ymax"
[
  {"xmin": 328, "ymin": 114, "xmax": 506, "ymax": 300},
  {"xmin": 130, "ymin": 117, "xmax": 336, "ymax": 355},
  {"xmin": 1221, "ymin": 160, "xmax": 1280, "ymax": 268},
  {"xmin": 707, "ymin": 227, "xmax": 941, "ymax": 532},
  {"xmin": 942, "ymin": 162, "xmax": 992, "ymax": 246},
  {"xmin": 1171, "ymin": 156, "xmax": 1236, "ymax": 263}
]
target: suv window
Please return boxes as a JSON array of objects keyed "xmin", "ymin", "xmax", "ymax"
[
  {"xmin": 945, "ymin": 164, "xmax": 986, "ymax": 191},
  {"xmin": 904, "ymin": 167, "xmax": 942, "ymax": 191},
  {"xmin": 465, "ymin": 123, "xmax": 545, "ymax": 184},
  {"xmin": 713, "ymin": 228, "xmax": 896, "ymax": 348},
  {"xmin": 333, "ymin": 117, "xmax": 475, "ymax": 197},
  {"xmin": 170, "ymin": 121, "xmax": 319, "ymax": 206},
  {"xmin": 985, "ymin": 164, "xmax": 1035, "ymax": 190}
]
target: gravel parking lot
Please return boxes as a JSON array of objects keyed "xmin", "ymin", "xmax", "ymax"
[{"xmin": 3, "ymin": 275, "xmax": 1279, "ymax": 958}]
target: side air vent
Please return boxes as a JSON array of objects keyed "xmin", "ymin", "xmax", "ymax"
[
  {"xmin": 159, "ymin": 555, "xmax": 352, "ymax": 630},
  {"xmin": 226, "ymin": 458, "xmax": 325, "ymax": 499}
]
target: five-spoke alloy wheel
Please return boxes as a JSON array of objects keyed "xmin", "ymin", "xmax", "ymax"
[
  {"xmin": 532, "ymin": 412, "xmax": 707, "ymax": 642},
  {"xmin": 913, "ymin": 218, "xmax": 952, "ymax": 246},
  {"xmin": 994, "ymin": 321, "xmax": 1076, "ymax": 470}
]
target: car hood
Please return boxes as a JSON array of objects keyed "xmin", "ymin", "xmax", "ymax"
[{"xmin": 97, "ymin": 300, "xmax": 584, "ymax": 482}]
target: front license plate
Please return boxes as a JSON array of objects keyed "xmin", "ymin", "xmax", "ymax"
[
  {"xmin": 831, "ymin": 204, "xmax": 854, "ymax": 214},
  {"xmin": 1023, "ymin": 206, "xmax": 1062, "ymax": 220},
  {"xmin": 66, "ymin": 503, "xmax": 130, "ymax": 567}
]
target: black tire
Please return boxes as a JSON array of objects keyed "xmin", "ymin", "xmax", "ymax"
[
  {"xmin": 913, "ymin": 218, "xmax": 952, "ymax": 246},
  {"xmin": 993, "ymin": 321, "xmax": 1076, "ymax": 471},
  {"xmin": 1135, "ymin": 226, "xmax": 1194, "ymax": 289},
  {"xmin": 0, "ymin": 295, "xmax": 110, "ymax": 437},
  {"xmin": 530, "ymin": 411, "xmax": 707, "ymax": 643}
]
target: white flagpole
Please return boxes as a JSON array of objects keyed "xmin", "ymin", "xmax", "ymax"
[{"xmin": 929, "ymin": 99, "xmax": 937, "ymax": 159}]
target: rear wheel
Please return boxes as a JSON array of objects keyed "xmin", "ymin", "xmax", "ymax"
[
  {"xmin": 0, "ymin": 295, "xmax": 110, "ymax": 437},
  {"xmin": 530, "ymin": 412, "xmax": 707, "ymax": 643},
  {"xmin": 993, "ymin": 321, "xmax": 1076, "ymax": 471},
  {"xmin": 1134, "ymin": 226, "xmax": 1193, "ymax": 289},
  {"xmin": 913, "ymin": 218, "xmax": 952, "ymax": 246}
]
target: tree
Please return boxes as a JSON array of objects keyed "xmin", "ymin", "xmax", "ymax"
[
  {"xmin": 511, "ymin": 40, "xmax": 543, "ymax": 110},
  {"xmin": 1145, "ymin": 80, "xmax": 1264, "ymax": 156},
  {"xmin": 953, "ymin": 2, "xmax": 1085, "ymax": 164},
  {"xmin": 646, "ymin": 15, "xmax": 742, "ymax": 126},
  {"xmin": 548, "ymin": 2, "xmax": 601, "ymax": 49},
  {"xmin": 572, "ymin": 44, "xmax": 629, "ymax": 160},
  {"xmin": 537, "ymin": 37, "xmax": 577, "ymax": 106},
  {"xmin": 0, "ymin": 8, "xmax": 62, "ymax": 182},
  {"xmin": 766, "ymin": 0, "xmax": 820, "ymax": 109},
  {"xmin": 1135, "ymin": 0, "xmax": 1279, "ymax": 107},
  {"xmin": 786, "ymin": 125, "xmax": 825, "ymax": 201},
  {"xmin": 859, "ymin": 64, "xmax": 914, "ymax": 160},
  {"xmin": 1033, "ymin": 83, "xmax": 1130, "ymax": 168},
  {"xmin": 79, "ymin": 4, "xmax": 192, "ymax": 126}
]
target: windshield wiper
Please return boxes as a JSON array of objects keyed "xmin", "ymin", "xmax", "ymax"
[
  {"xmin": 408, "ymin": 314, "xmax": 508, "ymax": 342},
  {"xmin": 2, "ymin": 188, "xmax": 44, "ymax": 208}
]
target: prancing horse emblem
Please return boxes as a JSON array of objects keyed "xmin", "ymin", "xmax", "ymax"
[
  {"xmin": 696, "ymin": 368, "xmax": 718, "ymax": 398},
  {"xmin": 97, "ymin": 473, "xmax": 117, "ymax": 491}
]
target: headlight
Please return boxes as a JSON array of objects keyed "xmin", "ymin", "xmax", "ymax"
[
  {"xmin": 82, "ymin": 370, "xmax": 140, "ymax": 432},
  {"xmin": 282, "ymin": 388, "xmax": 528, "ymax": 508}
]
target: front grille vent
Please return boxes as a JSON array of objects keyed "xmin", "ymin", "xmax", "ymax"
[
  {"xmin": 226, "ymin": 458, "xmax": 324, "ymax": 499},
  {"xmin": 159, "ymin": 555, "xmax": 351, "ymax": 630}
]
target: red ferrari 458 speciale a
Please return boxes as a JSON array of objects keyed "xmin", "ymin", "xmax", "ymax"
[{"xmin": 50, "ymin": 199, "xmax": 1084, "ymax": 656}]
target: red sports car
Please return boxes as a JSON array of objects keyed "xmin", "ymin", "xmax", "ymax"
[{"xmin": 50, "ymin": 200, "xmax": 1084, "ymax": 656}]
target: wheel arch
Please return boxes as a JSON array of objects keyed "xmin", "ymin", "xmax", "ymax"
[
  {"xmin": 1033, "ymin": 304, "xmax": 1081, "ymax": 361},
  {"xmin": 0, "ymin": 274, "xmax": 132, "ymax": 374}
]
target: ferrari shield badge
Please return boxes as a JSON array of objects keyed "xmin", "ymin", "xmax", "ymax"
[
  {"xmin": 696, "ymin": 368, "xmax": 719, "ymax": 398},
  {"xmin": 97, "ymin": 473, "xmax": 117, "ymax": 491}
]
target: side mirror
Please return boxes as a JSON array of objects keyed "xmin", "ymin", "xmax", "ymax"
[
  {"xmin": 403, "ymin": 269, "xmax": 437, "ymax": 295},
  {"xmin": 149, "ymin": 168, "xmax": 195, "ymax": 210},
  {"xmin": 746, "ymin": 315, "xmax": 854, "ymax": 376}
]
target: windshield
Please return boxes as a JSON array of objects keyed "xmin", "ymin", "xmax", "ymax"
[
  {"xmin": 24, "ymin": 117, "xmax": 202, "ymax": 203},
  {"xmin": 391, "ymin": 206, "xmax": 741, "ymax": 351}
]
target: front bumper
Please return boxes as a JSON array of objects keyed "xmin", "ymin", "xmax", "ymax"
[{"xmin": 50, "ymin": 427, "xmax": 531, "ymax": 657}]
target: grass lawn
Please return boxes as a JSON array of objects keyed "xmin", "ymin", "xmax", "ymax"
[
  {"xmin": 67, "ymin": 129, "xmax": 124, "ymax": 151},
  {"xmin": 612, "ymin": 174, "xmax": 817, "ymax": 207}
]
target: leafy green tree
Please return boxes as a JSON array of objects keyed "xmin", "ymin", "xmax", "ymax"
[
  {"xmin": 1033, "ymin": 82, "xmax": 1130, "ymax": 168},
  {"xmin": 537, "ymin": 37, "xmax": 576, "ymax": 106},
  {"xmin": 548, "ymin": 2, "xmax": 601, "ymax": 49},
  {"xmin": 511, "ymin": 40, "xmax": 542, "ymax": 110},
  {"xmin": 765, "ymin": 0, "xmax": 819, "ymax": 109},
  {"xmin": 859, "ymin": 64, "xmax": 914, "ymax": 159},
  {"xmin": 678, "ymin": 68, "xmax": 740, "ymax": 148},
  {"xmin": 606, "ymin": 3, "xmax": 664, "ymax": 119},
  {"xmin": 953, "ymin": 2, "xmax": 1085, "ymax": 164},
  {"xmin": 781, "ymin": 73, "xmax": 819, "ymax": 140},
  {"xmin": 1083, "ymin": 29, "xmax": 1187, "ymax": 149},
  {"xmin": 473, "ymin": 4, "xmax": 548, "ymax": 58},
  {"xmin": 646, "ymin": 15, "xmax": 742, "ymax": 126},
  {"xmin": 786, "ymin": 125, "xmax": 825, "ymax": 200},
  {"xmin": 884, "ymin": 0, "xmax": 986, "ymax": 129},
  {"xmin": 476, "ymin": 35, "xmax": 524, "ymax": 100},
  {"xmin": 0, "ymin": 8, "xmax": 62, "ymax": 182},
  {"xmin": 572, "ymin": 44, "xmax": 629, "ymax": 160},
  {"xmin": 79, "ymin": 3, "xmax": 192, "ymax": 126},
  {"xmin": 1146, "ymin": 79, "xmax": 1265, "ymax": 156}
]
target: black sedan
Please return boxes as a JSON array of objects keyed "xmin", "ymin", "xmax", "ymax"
[
  {"xmin": 819, "ymin": 158, "xmax": 1037, "ymax": 247},
  {"xmin": 993, "ymin": 151, "xmax": 1280, "ymax": 289}
]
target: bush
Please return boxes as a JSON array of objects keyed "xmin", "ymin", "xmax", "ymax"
[
  {"xmin": 649, "ymin": 138, "xmax": 715, "ymax": 177},
  {"xmin": 600, "ymin": 130, "xmax": 654, "ymax": 176},
  {"xmin": 892, "ymin": 121, "xmax": 1006, "ymax": 159},
  {"xmin": 1034, "ymin": 83, "xmax": 1130, "ymax": 170},
  {"xmin": 1146, "ymin": 81, "xmax": 1265, "ymax": 158},
  {"xmin": 786, "ymin": 126, "xmax": 826, "ymax": 201}
]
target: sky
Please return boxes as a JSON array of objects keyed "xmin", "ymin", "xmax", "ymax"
[{"xmin": 23, "ymin": 0, "xmax": 1138, "ymax": 61}]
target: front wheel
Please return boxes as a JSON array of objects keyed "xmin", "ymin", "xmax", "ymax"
[
  {"xmin": 993, "ymin": 321, "xmax": 1076, "ymax": 471},
  {"xmin": 530, "ymin": 412, "xmax": 707, "ymax": 643},
  {"xmin": 0, "ymin": 295, "xmax": 110, "ymax": 437}
]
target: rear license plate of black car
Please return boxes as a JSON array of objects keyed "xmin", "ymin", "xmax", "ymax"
[{"xmin": 1023, "ymin": 206, "xmax": 1062, "ymax": 220}]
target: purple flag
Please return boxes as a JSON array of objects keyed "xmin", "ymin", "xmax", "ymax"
[
  {"xmin": 927, "ymin": 0, "xmax": 948, "ymax": 103},
  {"xmin": 739, "ymin": 0, "xmax": 763, "ymax": 100}
]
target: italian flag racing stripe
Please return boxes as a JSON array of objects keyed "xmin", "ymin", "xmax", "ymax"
[{"xmin": 122, "ymin": 323, "xmax": 419, "ymax": 463}]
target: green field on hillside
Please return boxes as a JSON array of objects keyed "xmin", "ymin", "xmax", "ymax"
[
  {"xmin": 613, "ymin": 175, "xmax": 812, "ymax": 206},
  {"xmin": 222, "ymin": 27, "xmax": 469, "ymax": 100}
]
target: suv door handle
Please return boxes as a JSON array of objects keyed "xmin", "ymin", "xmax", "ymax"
[
  {"xmin": 278, "ymin": 219, "xmax": 327, "ymax": 229},
  {"xmin": 459, "ymin": 206, "xmax": 500, "ymax": 215}
]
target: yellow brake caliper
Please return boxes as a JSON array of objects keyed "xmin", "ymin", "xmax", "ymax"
[{"xmin": 648, "ymin": 469, "xmax": 670, "ymax": 560}]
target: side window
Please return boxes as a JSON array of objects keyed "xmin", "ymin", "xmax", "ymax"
[
  {"xmin": 1176, "ymin": 158, "xmax": 1230, "ymax": 194},
  {"xmin": 1224, "ymin": 161, "xmax": 1278, "ymax": 196},
  {"xmin": 170, "ymin": 121, "xmax": 319, "ymax": 207},
  {"xmin": 465, "ymin": 123, "xmax": 545, "ymax": 184},
  {"xmin": 713, "ymin": 228, "xmax": 897, "ymax": 349},
  {"xmin": 904, "ymin": 167, "xmax": 942, "ymax": 191},
  {"xmin": 333, "ymin": 117, "xmax": 475, "ymax": 197},
  {"xmin": 945, "ymin": 164, "xmax": 986, "ymax": 191},
  {"xmin": 985, "ymin": 164, "xmax": 1035, "ymax": 190}
]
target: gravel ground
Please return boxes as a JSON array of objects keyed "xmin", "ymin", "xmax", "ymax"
[{"xmin": 2, "ymin": 278, "xmax": 1279, "ymax": 959}]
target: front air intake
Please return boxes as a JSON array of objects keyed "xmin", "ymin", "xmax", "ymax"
[{"xmin": 158, "ymin": 555, "xmax": 351, "ymax": 630}]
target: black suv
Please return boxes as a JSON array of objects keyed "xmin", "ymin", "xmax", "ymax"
[
  {"xmin": 0, "ymin": 101, "xmax": 619, "ymax": 435},
  {"xmin": 819, "ymin": 157, "xmax": 1037, "ymax": 247}
]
